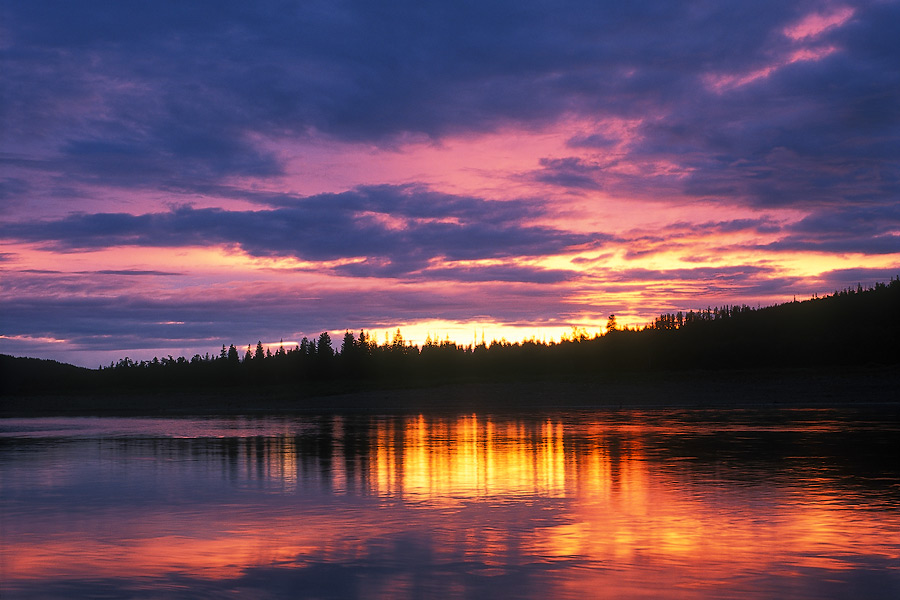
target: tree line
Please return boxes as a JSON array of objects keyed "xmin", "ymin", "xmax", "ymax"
[{"xmin": 3, "ymin": 278, "xmax": 898, "ymax": 395}]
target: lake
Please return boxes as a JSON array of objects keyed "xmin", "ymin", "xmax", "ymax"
[{"xmin": 2, "ymin": 408, "xmax": 899, "ymax": 599}]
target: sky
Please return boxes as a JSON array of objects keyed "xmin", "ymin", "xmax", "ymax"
[{"xmin": 1, "ymin": 0, "xmax": 898, "ymax": 368}]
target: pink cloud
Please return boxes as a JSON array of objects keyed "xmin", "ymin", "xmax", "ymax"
[
  {"xmin": 704, "ymin": 42, "xmax": 840, "ymax": 94},
  {"xmin": 787, "ymin": 46, "xmax": 839, "ymax": 64},
  {"xmin": 703, "ymin": 67, "xmax": 776, "ymax": 93},
  {"xmin": 783, "ymin": 6, "xmax": 855, "ymax": 41}
]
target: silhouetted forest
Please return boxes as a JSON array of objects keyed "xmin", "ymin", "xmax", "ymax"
[{"xmin": 2, "ymin": 279, "xmax": 898, "ymax": 397}]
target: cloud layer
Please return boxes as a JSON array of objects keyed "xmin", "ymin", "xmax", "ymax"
[
  {"xmin": 1, "ymin": 186, "xmax": 599, "ymax": 278},
  {"xmin": 1, "ymin": 1, "xmax": 898, "ymax": 365}
]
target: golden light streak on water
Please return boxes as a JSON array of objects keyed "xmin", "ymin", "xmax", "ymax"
[
  {"xmin": 371, "ymin": 415, "xmax": 570, "ymax": 503},
  {"xmin": 2, "ymin": 414, "xmax": 899, "ymax": 599}
]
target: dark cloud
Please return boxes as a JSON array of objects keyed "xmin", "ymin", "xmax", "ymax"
[
  {"xmin": 613, "ymin": 265, "xmax": 774, "ymax": 284},
  {"xmin": 92, "ymin": 269, "xmax": 183, "ymax": 276},
  {"xmin": 533, "ymin": 158, "xmax": 604, "ymax": 190},
  {"xmin": 815, "ymin": 267, "xmax": 900, "ymax": 290},
  {"xmin": 417, "ymin": 264, "xmax": 576, "ymax": 284},
  {"xmin": 5, "ymin": 0, "xmax": 895, "ymax": 211},
  {"xmin": 714, "ymin": 219, "xmax": 781, "ymax": 235},
  {"xmin": 654, "ymin": 218, "xmax": 783, "ymax": 238},
  {"xmin": 607, "ymin": 218, "xmax": 783, "ymax": 260},
  {"xmin": 0, "ymin": 178, "xmax": 30, "ymax": 211},
  {"xmin": 758, "ymin": 205, "xmax": 900, "ymax": 254},
  {"xmin": 605, "ymin": 265, "xmax": 780, "ymax": 296},
  {"xmin": 595, "ymin": 266, "xmax": 806, "ymax": 305},
  {"xmin": 0, "ymin": 186, "xmax": 600, "ymax": 276},
  {"xmin": 790, "ymin": 205, "xmax": 900, "ymax": 237},
  {"xmin": 567, "ymin": 133, "xmax": 620, "ymax": 149},
  {"xmin": 634, "ymin": 2, "xmax": 900, "ymax": 209}
]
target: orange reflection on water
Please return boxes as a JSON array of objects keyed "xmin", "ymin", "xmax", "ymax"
[
  {"xmin": 3, "ymin": 510, "xmax": 403, "ymax": 589},
  {"xmin": 371, "ymin": 415, "xmax": 568, "ymax": 502},
  {"xmin": 2, "ymin": 414, "xmax": 899, "ymax": 599}
]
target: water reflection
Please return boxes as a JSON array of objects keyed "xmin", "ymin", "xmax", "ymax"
[{"xmin": 1, "ymin": 410, "xmax": 899, "ymax": 599}]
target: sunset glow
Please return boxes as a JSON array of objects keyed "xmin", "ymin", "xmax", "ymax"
[{"xmin": 1, "ymin": 1, "xmax": 897, "ymax": 366}]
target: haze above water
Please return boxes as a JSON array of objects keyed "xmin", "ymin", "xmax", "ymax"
[{"xmin": 2, "ymin": 409, "xmax": 899, "ymax": 599}]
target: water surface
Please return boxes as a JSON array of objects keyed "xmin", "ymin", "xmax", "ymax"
[{"xmin": 2, "ymin": 409, "xmax": 899, "ymax": 598}]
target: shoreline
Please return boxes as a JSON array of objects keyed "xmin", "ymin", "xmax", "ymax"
[{"xmin": 3, "ymin": 366, "xmax": 899, "ymax": 417}]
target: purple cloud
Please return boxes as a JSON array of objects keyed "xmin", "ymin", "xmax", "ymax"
[
  {"xmin": 759, "ymin": 205, "xmax": 900, "ymax": 254},
  {"xmin": 0, "ymin": 186, "xmax": 603, "ymax": 276},
  {"xmin": 4, "ymin": 0, "xmax": 896, "ymax": 209}
]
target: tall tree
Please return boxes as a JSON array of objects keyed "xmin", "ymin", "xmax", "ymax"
[
  {"xmin": 317, "ymin": 332, "xmax": 333, "ymax": 358},
  {"xmin": 341, "ymin": 331, "xmax": 356, "ymax": 356}
]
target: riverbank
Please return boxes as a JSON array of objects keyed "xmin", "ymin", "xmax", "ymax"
[{"xmin": 2, "ymin": 365, "xmax": 898, "ymax": 417}]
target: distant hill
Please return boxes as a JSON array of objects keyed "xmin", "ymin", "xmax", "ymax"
[
  {"xmin": 605, "ymin": 279, "xmax": 900, "ymax": 371},
  {"xmin": 0, "ymin": 355, "xmax": 98, "ymax": 396}
]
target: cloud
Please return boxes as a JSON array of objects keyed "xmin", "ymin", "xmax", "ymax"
[
  {"xmin": 638, "ymin": 2, "xmax": 900, "ymax": 209},
  {"xmin": 414, "ymin": 264, "xmax": 577, "ymax": 284},
  {"xmin": 759, "ymin": 205, "xmax": 900, "ymax": 254},
  {"xmin": 5, "ymin": 0, "xmax": 896, "ymax": 212},
  {"xmin": 583, "ymin": 265, "xmax": 808, "ymax": 307},
  {"xmin": 607, "ymin": 266, "xmax": 785, "ymax": 296},
  {"xmin": 783, "ymin": 5, "xmax": 855, "ymax": 41},
  {"xmin": 0, "ymin": 186, "xmax": 601, "ymax": 276},
  {"xmin": 92, "ymin": 269, "xmax": 184, "ymax": 277},
  {"xmin": 528, "ymin": 5, "xmax": 898, "ymax": 210},
  {"xmin": 0, "ymin": 178, "xmax": 30, "ymax": 211},
  {"xmin": 599, "ymin": 218, "xmax": 783, "ymax": 260},
  {"xmin": 0, "ymin": 274, "xmax": 586, "ymax": 355},
  {"xmin": 533, "ymin": 158, "xmax": 605, "ymax": 190},
  {"xmin": 815, "ymin": 267, "xmax": 900, "ymax": 290},
  {"xmin": 613, "ymin": 266, "xmax": 773, "ymax": 282}
]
